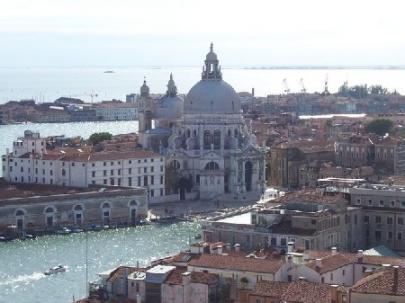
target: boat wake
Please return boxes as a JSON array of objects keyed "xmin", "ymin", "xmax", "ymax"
[{"xmin": 0, "ymin": 272, "xmax": 45, "ymax": 286}]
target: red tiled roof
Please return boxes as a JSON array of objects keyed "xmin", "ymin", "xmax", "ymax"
[
  {"xmin": 41, "ymin": 149, "xmax": 160, "ymax": 162},
  {"xmin": 306, "ymin": 252, "xmax": 405, "ymax": 274},
  {"xmin": 250, "ymin": 280, "xmax": 334, "ymax": 303},
  {"xmin": 191, "ymin": 271, "xmax": 218, "ymax": 285},
  {"xmin": 189, "ymin": 254, "xmax": 284, "ymax": 274},
  {"xmin": 351, "ymin": 267, "xmax": 405, "ymax": 296}
]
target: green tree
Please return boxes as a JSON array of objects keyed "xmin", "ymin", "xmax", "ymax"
[
  {"xmin": 365, "ymin": 119, "xmax": 393, "ymax": 136},
  {"xmin": 88, "ymin": 132, "xmax": 112, "ymax": 145}
]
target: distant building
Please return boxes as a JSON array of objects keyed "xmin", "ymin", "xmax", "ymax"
[
  {"xmin": 203, "ymin": 190, "xmax": 364, "ymax": 251},
  {"xmin": 350, "ymin": 266, "xmax": 405, "ymax": 303},
  {"xmin": 269, "ymin": 141, "xmax": 335, "ymax": 189},
  {"xmin": 94, "ymin": 101, "xmax": 138, "ymax": 121},
  {"xmin": 2, "ymin": 131, "xmax": 165, "ymax": 199}
]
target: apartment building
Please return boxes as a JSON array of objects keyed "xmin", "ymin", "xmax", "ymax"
[
  {"xmin": 203, "ymin": 190, "xmax": 364, "ymax": 252},
  {"xmin": 349, "ymin": 183, "xmax": 405, "ymax": 251},
  {"xmin": 2, "ymin": 131, "xmax": 165, "ymax": 198}
]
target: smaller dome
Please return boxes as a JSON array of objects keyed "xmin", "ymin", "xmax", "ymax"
[
  {"xmin": 156, "ymin": 73, "xmax": 183, "ymax": 120},
  {"xmin": 140, "ymin": 79, "xmax": 150, "ymax": 97}
]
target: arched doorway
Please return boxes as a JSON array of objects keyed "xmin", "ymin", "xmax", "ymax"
[
  {"xmin": 15, "ymin": 209, "xmax": 25, "ymax": 230},
  {"xmin": 73, "ymin": 204, "xmax": 84, "ymax": 225},
  {"xmin": 129, "ymin": 200, "xmax": 137, "ymax": 225},
  {"xmin": 178, "ymin": 177, "xmax": 191, "ymax": 201},
  {"xmin": 101, "ymin": 202, "xmax": 111, "ymax": 225},
  {"xmin": 45, "ymin": 206, "xmax": 56, "ymax": 227},
  {"xmin": 245, "ymin": 161, "xmax": 253, "ymax": 192}
]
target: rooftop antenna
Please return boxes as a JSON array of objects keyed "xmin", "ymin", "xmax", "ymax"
[
  {"xmin": 300, "ymin": 78, "xmax": 306, "ymax": 94},
  {"xmin": 323, "ymin": 74, "xmax": 330, "ymax": 95},
  {"xmin": 282, "ymin": 79, "xmax": 290, "ymax": 94}
]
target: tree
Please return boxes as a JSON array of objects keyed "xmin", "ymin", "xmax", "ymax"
[
  {"xmin": 88, "ymin": 132, "xmax": 112, "ymax": 145},
  {"xmin": 365, "ymin": 119, "xmax": 393, "ymax": 136}
]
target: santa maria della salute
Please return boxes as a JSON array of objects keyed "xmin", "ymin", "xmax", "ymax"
[{"xmin": 138, "ymin": 43, "xmax": 267, "ymax": 200}]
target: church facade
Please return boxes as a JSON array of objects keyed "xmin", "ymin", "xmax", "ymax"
[{"xmin": 163, "ymin": 44, "xmax": 267, "ymax": 200}]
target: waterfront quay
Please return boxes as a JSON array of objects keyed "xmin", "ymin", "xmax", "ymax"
[{"xmin": 0, "ymin": 180, "xmax": 148, "ymax": 239}]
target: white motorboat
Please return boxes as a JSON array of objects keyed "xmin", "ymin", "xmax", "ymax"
[{"xmin": 44, "ymin": 265, "xmax": 66, "ymax": 275}]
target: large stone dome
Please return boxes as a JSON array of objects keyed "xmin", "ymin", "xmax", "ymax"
[
  {"xmin": 183, "ymin": 43, "xmax": 241, "ymax": 115},
  {"xmin": 184, "ymin": 80, "xmax": 241, "ymax": 114}
]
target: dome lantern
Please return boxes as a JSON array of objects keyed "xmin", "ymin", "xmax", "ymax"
[
  {"xmin": 202, "ymin": 42, "xmax": 222, "ymax": 80},
  {"xmin": 140, "ymin": 77, "xmax": 150, "ymax": 97},
  {"xmin": 166, "ymin": 73, "xmax": 178, "ymax": 97}
]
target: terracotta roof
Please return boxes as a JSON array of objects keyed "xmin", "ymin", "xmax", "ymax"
[
  {"xmin": 164, "ymin": 269, "xmax": 218, "ymax": 286},
  {"xmin": 189, "ymin": 254, "xmax": 284, "ymax": 274},
  {"xmin": 306, "ymin": 252, "xmax": 405, "ymax": 274},
  {"xmin": 351, "ymin": 267, "xmax": 405, "ymax": 296},
  {"xmin": 41, "ymin": 149, "xmax": 160, "ymax": 162},
  {"xmin": 191, "ymin": 271, "xmax": 218, "ymax": 285},
  {"xmin": 107, "ymin": 266, "xmax": 139, "ymax": 283},
  {"xmin": 250, "ymin": 280, "xmax": 334, "ymax": 303},
  {"xmin": 272, "ymin": 190, "xmax": 346, "ymax": 205},
  {"xmin": 164, "ymin": 268, "xmax": 186, "ymax": 285}
]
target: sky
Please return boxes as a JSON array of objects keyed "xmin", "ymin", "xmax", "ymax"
[{"xmin": 0, "ymin": 0, "xmax": 404, "ymax": 67}]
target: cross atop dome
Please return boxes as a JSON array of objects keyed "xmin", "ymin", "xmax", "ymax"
[
  {"xmin": 166, "ymin": 73, "xmax": 178, "ymax": 97},
  {"xmin": 202, "ymin": 42, "xmax": 222, "ymax": 80}
]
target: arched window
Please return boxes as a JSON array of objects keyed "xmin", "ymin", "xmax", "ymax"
[
  {"xmin": 15, "ymin": 209, "xmax": 25, "ymax": 216},
  {"xmin": 74, "ymin": 205, "xmax": 83, "ymax": 211},
  {"xmin": 213, "ymin": 130, "xmax": 221, "ymax": 149},
  {"xmin": 205, "ymin": 161, "xmax": 220, "ymax": 170},
  {"xmin": 204, "ymin": 130, "xmax": 212, "ymax": 149},
  {"xmin": 129, "ymin": 200, "xmax": 138, "ymax": 206},
  {"xmin": 45, "ymin": 207, "xmax": 55, "ymax": 213},
  {"xmin": 62, "ymin": 169, "xmax": 66, "ymax": 176},
  {"xmin": 193, "ymin": 130, "xmax": 197, "ymax": 137},
  {"xmin": 186, "ymin": 129, "xmax": 191, "ymax": 138},
  {"xmin": 102, "ymin": 202, "xmax": 111, "ymax": 209},
  {"xmin": 234, "ymin": 129, "xmax": 238, "ymax": 138},
  {"xmin": 170, "ymin": 160, "xmax": 181, "ymax": 170},
  {"xmin": 228, "ymin": 129, "xmax": 231, "ymax": 137}
]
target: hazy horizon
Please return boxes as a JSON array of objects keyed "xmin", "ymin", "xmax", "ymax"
[{"xmin": 1, "ymin": 0, "xmax": 404, "ymax": 67}]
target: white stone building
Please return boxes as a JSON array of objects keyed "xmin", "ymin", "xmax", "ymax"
[
  {"xmin": 165, "ymin": 44, "xmax": 267, "ymax": 200},
  {"xmin": 95, "ymin": 104, "xmax": 138, "ymax": 121},
  {"xmin": 2, "ymin": 130, "xmax": 165, "ymax": 199}
]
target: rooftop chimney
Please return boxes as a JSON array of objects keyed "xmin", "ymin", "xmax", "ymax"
[
  {"xmin": 393, "ymin": 266, "xmax": 399, "ymax": 294},
  {"xmin": 315, "ymin": 258, "xmax": 322, "ymax": 272},
  {"xmin": 331, "ymin": 247, "xmax": 337, "ymax": 255},
  {"xmin": 357, "ymin": 250, "xmax": 364, "ymax": 264},
  {"xmin": 217, "ymin": 245, "xmax": 223, "ymax": 255},
  {"xmin": 234, "ymin": 243, "xmax": 240, "ymax": 252},
  {"xmin": 287, "ymin": 241, "xmax": 295, "ymax": 254}
]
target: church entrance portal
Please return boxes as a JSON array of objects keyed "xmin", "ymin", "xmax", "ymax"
[{"xmin": 245, "ymin": 161, "xmax": 253, "ymax": 192}]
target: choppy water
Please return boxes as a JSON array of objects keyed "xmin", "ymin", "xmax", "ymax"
[
  {"xmin": 0, "ymin": 66, "xmax": 405, "ymax": 103},
  {"xmin": 0, "ymin": 222, "xmax": 201, "ymax": 303}
]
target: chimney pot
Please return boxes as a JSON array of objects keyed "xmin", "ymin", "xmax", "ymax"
[
  {"xmin": 357, "ymin": 250, "xmax": 364, "ymax": 263},
  {"xmin": 315, "ymin": 258, "xmax": 322, "ymax": 271}
]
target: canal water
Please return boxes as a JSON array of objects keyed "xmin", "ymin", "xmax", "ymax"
[{"xmin": 0, "ymin": 222, "xmax": 201, "ymax": 303}]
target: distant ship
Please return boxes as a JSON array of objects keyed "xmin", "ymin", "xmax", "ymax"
[{"xmin": 103, "ymin": 70, "xmax": 115, "ymax": 73}]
